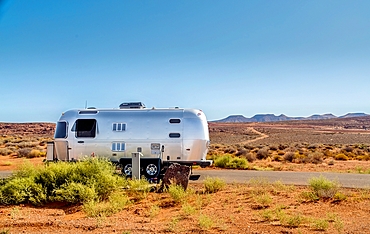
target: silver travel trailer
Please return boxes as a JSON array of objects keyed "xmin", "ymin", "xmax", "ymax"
[{"xmin": 47, "ymin": 102, "xmax": 212, "ymax": 179}]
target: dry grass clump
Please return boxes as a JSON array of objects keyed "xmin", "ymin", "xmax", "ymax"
[
  {"xmin": 256, "ymin": 147, "xmax": 269, "ymax": 160},
  {"xmin": 0, "ymin": 148, "xmax": 13, "ymax": 156},
  {"xmin": 0, "ymin": 135, "xmax": 50, "ymax": 158},
  {"xmin": 208, "ymin": 142, "xmax": 370, "ymax": 169},
  {"xmin": 335, "ymin": 153, "xmax": 349, "ymax": 161}
]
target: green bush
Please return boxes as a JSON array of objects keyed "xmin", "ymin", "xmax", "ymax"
[
  {"xmin": 168, "ymin": 184, "xmax": 187, "ymax": 203},
  {"xmin": 214, "ymin": 155, "xmax": 248, "ymax": 169},
  {"xmin": 308, "ymin": 175, "xmax": 340, "ymax": 199},
  {"xmin": 83, "ymin": 191, "xmax": 131, "ymax": 217},
  {"xmin": 126, "ymin": 178, "xmax": 151, "ymax": 200},
  {"xmin": 54, "ymin": 182, "xmax": 97, "ymax": 203},
  {"xmin": 0, "ymin": 158, "xmax": 126, "ymax": 205},
  {"xmin": 204, "ymin": 177, "xmax": 225, "ymax": 193},
  {"xmin": 214, "ymin": 155, "xmax": 232, "ymax": 168}
]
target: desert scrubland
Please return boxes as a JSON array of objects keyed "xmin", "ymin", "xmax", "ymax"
[{"xmin": 1, "ymin": 118, "xmax": 370, "ymax": 233}]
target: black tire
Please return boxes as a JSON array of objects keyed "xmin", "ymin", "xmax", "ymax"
[
  {"xmin": 141, "ymin": 158, "xmax": 161, "ymax": 179},
  {"xmin": 122, "ymin": 164, "xmax": 132, "ymax": 176}
]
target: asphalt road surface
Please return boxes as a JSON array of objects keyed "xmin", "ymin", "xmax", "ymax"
[
  {"xmin": 1, "ymin": 169, "xmax": 370, "ymax": 189},
  {"xmin": 191, "ymin": 169, "xmax": 370, "ymax": 189}
]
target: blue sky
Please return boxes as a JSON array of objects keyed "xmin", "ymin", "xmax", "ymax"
[{"xmin": 1, "ymin": 0, "xmax": 369, "ymax": 122}]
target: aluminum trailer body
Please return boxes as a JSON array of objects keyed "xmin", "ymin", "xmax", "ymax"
[{"xmin": 47, "ymin": 104, "xmax": 211, "ymax": 178}]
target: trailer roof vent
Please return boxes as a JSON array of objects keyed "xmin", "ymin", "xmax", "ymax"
[{"xmin": 119, "ymin": 102, "xmax": 146, "ymax": 109}]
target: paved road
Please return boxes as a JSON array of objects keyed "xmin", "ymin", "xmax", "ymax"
[
  {"xmin": 191, "ymin": 169, "xmax": 370, "ymax": 188},
  {"xmin": 2, "ymin": 169, "xmax": 370, "ymax": 189},
  {"xmin": 0, "ymin": 171, "xmax": 13, "ymax": 179}
]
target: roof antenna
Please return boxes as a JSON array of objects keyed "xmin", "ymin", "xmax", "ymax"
[{"xmin": 85, "ymin": 100, "xmax": 88, "ymax": 109}]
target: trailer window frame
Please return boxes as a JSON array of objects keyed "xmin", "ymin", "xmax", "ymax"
[
  {"xmin": 55, "ymin": 121, "xmax": 68, "ymax": 139},
  {"xmin": 111, "ymin": 142, "xmax": 126, "ymax": 152},
  {"xmin": 72, "ymin": 119, "xmax": 97, "ymax": 138},
  {"xmin": 112, "ymin": 123, "xmax": 126, "ymax": 132}
]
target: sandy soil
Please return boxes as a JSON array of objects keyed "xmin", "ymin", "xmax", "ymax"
[{"xmin": 1, "ymin": 121, "xmax": 370, "ymax": 233}]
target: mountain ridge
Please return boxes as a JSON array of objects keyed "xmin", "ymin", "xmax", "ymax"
[{"xmin": 212, "ymin": 113, "xmax": 369, "ymax": 123}]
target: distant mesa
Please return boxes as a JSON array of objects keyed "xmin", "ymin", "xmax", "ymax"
[
  {"xmin": 339, "ymin": 113, "xmax": 369, "ymax": 118},
  {"xmin": 212, "ymin": 113, "xmax": 369, "ymax": 123}
]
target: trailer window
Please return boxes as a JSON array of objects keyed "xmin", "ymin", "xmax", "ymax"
[
  {"xmin": 169, "ymin": 133, "xmax": 181, "ymax": 138},
  {"xmin": 112, "ymin": 123, "xmax": 126, "ymax": 131},
  {"xmin": 55, "ymin": 121, "xmax": 67, "ymax": 138},
  {"xmin": 112, "ymin": 142, "xmax": 125, "ymax": 151},
  {"xmin": 169, "ymin": 119, "xmax": 181, "ymax": 124},
  {"xmin": 74, "ymin": 119, "xmax": 96, "ymax": 138}
]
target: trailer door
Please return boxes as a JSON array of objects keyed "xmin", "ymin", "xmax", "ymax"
[
  {"xmin": 55, "ymin": 141, "xmax": 69, "ymax": 161},
  {"xmin": 71, "ymin": 119, "xmax": 97, "ymax": 160},
  {"xmin": 54, "ymin": 121, "xmax": 69, "ymax": 161}
]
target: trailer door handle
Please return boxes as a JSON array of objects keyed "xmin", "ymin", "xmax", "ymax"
[{"xmin": 78, "ymin": 141, "xmax": 84, "ymax": 143}]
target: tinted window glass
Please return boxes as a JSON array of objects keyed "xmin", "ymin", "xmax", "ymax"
[
  {"xmin": 169, "ymin": 133, "xmax": 181, "ymax": 138},
  {"xmin": 55, "ymin": 122, "xmax": 67, "ymax": 138},
  {"xmin": 75, "ymin": 119, "xmax": 96, "ymax": 138},
  {"xmin": 169, "ymin": 119, "xmax": 181, "ymax": 124}
]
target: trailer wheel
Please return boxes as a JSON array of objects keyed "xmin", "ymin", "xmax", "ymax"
[
  {"xmin": 146, "ymin": 164, "xmax": 158, "ymax": 176},
  {"xmin": 122, "ymin": 164, "xmax": 132, "ymax": 176}
]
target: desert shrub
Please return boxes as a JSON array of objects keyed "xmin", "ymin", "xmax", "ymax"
[
  {"xmin": 323, "ymin": 149, "xmax": 333, "ymax": 157},
  {"xmin": 28, "ymin": 149, "xmax": 42, "ymax": 158},
  {"xmin": 343, "ymin": 145, "xmax": 353, "ymax": 153},
  {"xmin": 357, "ymin": 154, "xmax": 370, "ymax": 161},
  {"xmin": 307, "ymin": 144, "xmax": 319, "ymax": 150},
  {"xmin": 213, "ymin": 144, "xmax": 222, "ymax": 149},
  {"xmin": 199, "ymin": 214, "xmax": 214, "ymax": 230},
  {"xmin": 168, "ymin": 184, "xmax": 187, "ymax": 203},
  {"xmin": 307, "ymin": 152, "xmax": 324, "ymax": 164},
  {"xmin": 83, "ymin": 191, "xmax": 130, "ymax": 217},
  {"xmin": 243, "ymin": 145, "xmax": 255, "ymax": 150},
  {"xmin": 278, "ymin": 144, "xmax": 288, "ymax": 150},
  {"xmin": 224, "ymin": 147, "xmax": 236, "ymax": 154},
  {"xmin": 53, "ymin": 182, "xmax": 97, "ymax": 203},
  {"xmin": 0, "ymin": 177, "xmax": 47, "ymax": 205},
  {"xmin": 227, "ymin": 157, "xmax": 248, "ymax": 169},
  {"xmin": 249, "ymin": 177, "xmax": 270, "ymax": 195},
  {"xmin": 214, "ymin": 155, "xmax": 248, "ymax": 169},
  {"xmin": 182, "ymin": 202, "xmax": 197, "ymax": 216},
  {"xmin": 269, "ymin": 145, "xmax": 278, "ymax": 151},
  {"xmin": 214, "ymin": 155, "xmax": 232, "ymax": 168},
  {"xmin": 272, "ymin": 155, "xmax": 284, "ymax": 162},
  {"xmin": 311, "ymin": 218, "xmax": 329, "ymax": 231},
  {"xmin": 204, "ymin": 177, "xmax": 225, "ymax": 193},
  {"xmin": 207, "ymin": 148, "xmax": 218, "ymax": 156},
  {"xmin": 308, "ymin": 175, "xmax": 340, "ymax": 199},
  {"xmin": 126, "ymin": 178, "xmax": 151, "ymax": 200},
  {"xmin": 253, "ymin": 193, "xmax": 273, "ymax": 208},
  {"xmin": 17, "ymin": 148, "xmax": 32, "ymax": 158},
  {"xmin": 335, "ymin": 153, "xmax": 349, "ymax": 161},
  {"xmin": 0, "ymin": 148, "xmax": 12, "ymax": 156},
  {"xmin": 245, "ymin": 153, "xmax": 256, "ymax": 162},
  {"xmin": 17, "ymin": 141, "xmax": 39, "ymax": 148},
  {"xmin": 0, "ymin": 158, "xmax": 126, "ymax": 205},
  {"xmin": 235, "ymin": 149, "xmax": 248, "ymax": 157},
  {"xmin": 256, "ymin": 148, "xmax": 269, "ymax": 160},
  {"xmin": 283, "ymin": 152, "xmax": 295, "ymax": 162}
]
